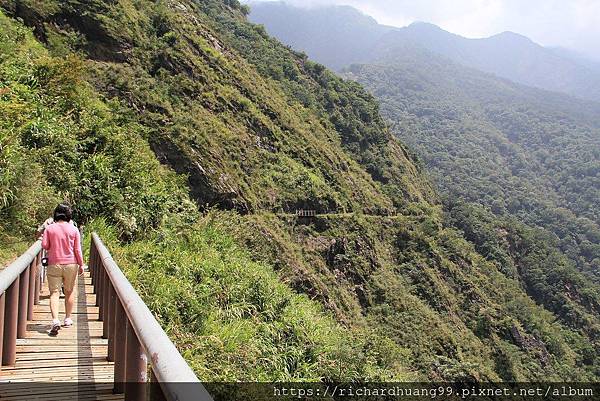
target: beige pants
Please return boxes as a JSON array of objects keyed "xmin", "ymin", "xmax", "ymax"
[{"xmin": 47, "ymin": 264, "xmax": 78, "ymax": 293}]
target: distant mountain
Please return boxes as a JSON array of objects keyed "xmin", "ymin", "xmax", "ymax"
[
  {"xmin": 249, "ymin": 2, "xmax": 600, "ymax": 102},
  {"xmin": 549, "ymin": 46, "xmax": 600, "ymax": 73},
  {"xmin": 248, "ymin": 1, "xmax": 392, "ymax": 70},
  {"xmin": 380, "ymin": 23, "xmax": 600, "ymax": 103}
]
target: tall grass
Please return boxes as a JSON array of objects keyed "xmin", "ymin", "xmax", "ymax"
[{"xmin": 85, "ymin": 215, "xmax": 413, "ymax": 381}]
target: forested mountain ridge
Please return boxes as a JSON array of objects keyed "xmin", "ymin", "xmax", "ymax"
[
  {"xmin": 249, "ymin": 2, "xmax": 600, "ymax": 102},
  {"xmin": 376, "ymin": 22, "xmax": 600, "ymax": 103},
  {"xmin": 250, "ymin": 0, "xmax": 600, "ymax": 378},
  {"xmin": 344, "ymin": 48, "xmax": 600, "ymax": 280},
  {"xmin": 250, "ymin": 1, "xmax": 600, "ymax": 282},
  {"xmin": 1, "ymin": 0, "xmax": 599, "ymax": 383}
]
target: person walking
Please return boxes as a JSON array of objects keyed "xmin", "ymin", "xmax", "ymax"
[
  {"xmin": 37, "ymin": 212, "xmax": 80, "ymax": 294},
  {"xmin": 41, "ymin": 204, "xmax": 84, "ymax": 336}
]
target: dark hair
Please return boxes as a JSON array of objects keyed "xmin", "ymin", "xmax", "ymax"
[{"xmin": 53, "ymin": 203, "xmax": 72, "ymax": 222}]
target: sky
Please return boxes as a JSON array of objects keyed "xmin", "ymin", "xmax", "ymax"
[{"xmin": 245, "ymin": 0, "xmax": 600, "ymax": 60}]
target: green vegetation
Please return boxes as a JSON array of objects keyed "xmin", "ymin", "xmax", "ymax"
[
  {"xmin": 448, "ymin": 202, "xmax": 600, "ymax": 337},
  {"xmin": 1, "ymin": 0, "xmax": 598, "ymax": 383},
  {"xmin": 346, "ymin": 54, "xmax": 600, "ymax": 281},
  {"xmin": 0, "ymin": 4, "xmax": 410, "ymax": 381},
  {"xmin": 87, "ymin": 216, "xmax": 411, "ymax": 381},
  {"xmin": 345, "ymin": 41, "xmax": 600, "ymax": 380},
  {"xmin": 228, "ymin": 210, "xmax": 599, "ymax": 381},
  {"xmin": 0, "ymin": 11, "xmax": 194, "ymax": 240}
]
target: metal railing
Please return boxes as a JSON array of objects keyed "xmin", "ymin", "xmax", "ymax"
[
  {"xmin": 296, "ymin": 209, "xmax": 317, "ymax": 217},
  {"xmin": 0, "ymin": 241, "xmax": 42, "ymax": 368},
  {"xmin": 90, "ymin": 233, "xmax": 213, "ymax": 401},
  {"xmin": 0, "ymin": 234, "xmax": 213, "ymax": 400}
]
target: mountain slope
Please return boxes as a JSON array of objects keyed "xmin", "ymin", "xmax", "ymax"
[
  {"xmin": 344, "ymin": 47, "xmax": 600, "ymax": 279},
  {"xmin": 1, "ymin": 0, "xmax": 598, "ymax": 382},
  {"xmin": 0, "ymin": 0, "xmax": 429, "ymax": 381},
  {"xmin": 249, "ymin": 1, "xmax": 600, "ymax": 281},
  {"xmin": 248, "ymin": 0, "xmax": 600, "ymax": 378},
  {"xmin": 249, "ymin": 2, "xmax": 600, "ymax": 102}
]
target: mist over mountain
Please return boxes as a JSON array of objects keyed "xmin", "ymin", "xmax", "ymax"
[
  {"xmin": 248, "ymin": 2, "xmax": 391, "ymax": 70},
  {"xmin": 249, "ymin": 1, "xmax": 600, "ymax": 102},
  {"xmin": 549, "ymin": 47, "xmax": 600, "ymax": 74}
]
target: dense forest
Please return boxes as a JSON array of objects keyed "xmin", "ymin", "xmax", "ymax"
[
  {"xmin": 344, "ymin": 57, "xmax": 600, "ymax": 363},
  {"xmin": 345, "ymin": 51, "xmax": 600, "ymax": 282},
  {"xmin": 1, "ymin": 0, "xmax": 599, "ymax": 384}
]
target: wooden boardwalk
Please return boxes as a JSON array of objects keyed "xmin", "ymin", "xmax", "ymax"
[{"xmin": 0, "ymin": 271, "xmax": 123, "ymax": 400}]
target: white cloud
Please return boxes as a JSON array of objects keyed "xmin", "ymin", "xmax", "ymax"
[{"xmin": 246, "ymin": 0, "xmax": 600, "ymax": 60}]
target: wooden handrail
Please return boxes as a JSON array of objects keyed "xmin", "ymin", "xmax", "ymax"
[{"xmin": 90, "ymin": 233, "xmax": 213, "ymax": 401}]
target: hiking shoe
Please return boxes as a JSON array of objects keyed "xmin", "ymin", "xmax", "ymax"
[
  {"xmin": 63, "ymin": 317, "xmax": 73, "ymax": 327},
  {"xmin": 49, "ymin": 322, "xmax": 61, "ymax": 336}
]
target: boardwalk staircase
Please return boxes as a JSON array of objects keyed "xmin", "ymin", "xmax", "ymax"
[{"xmin": 0, "ymin": 233, "xmax": 213, "ymax": 401}]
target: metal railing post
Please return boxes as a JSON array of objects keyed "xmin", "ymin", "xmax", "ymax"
[
  {"xmin": 34, "ymin": 255, "xmax": 41, "ymax": 306},
  {"xmin": 96, "ymin": 247, "xmax": 101, "ymax": 289},
  {"xmin": 107, "ymin": 282, "xmax": 116, "ymax": 359},
  {"xmin": 17, "ymin": 266, "xmax": 30, "ymax": 338},
  {"xmin": 27, "ymin": 259, "xmax": 36, "ymax": 320},
  {"xmin": 91, "ymin": 242, "xmax": 97, "ymax": 289},
  {"xmin": 2, "ymin": 277, "xmax": 19, "ymax": 365},
  {"xmin": 98, "ymin": 262, "xmax": 105, "ymax": 319},
  {"xmin": 125, "ymin": 320, "xmax": 148, "ymax": 401},
  {"xmin": 102, "ymin": 272, "xmax": 110, "ymax": 339},
  {"xmin": 113, "ymin": 299, "xmax": 126, "ymax": 394}
]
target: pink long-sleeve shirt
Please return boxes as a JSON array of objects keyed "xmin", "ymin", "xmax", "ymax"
[{"xmin": 42, "ymin": 222, "xmax": 84, "ymax": 266}]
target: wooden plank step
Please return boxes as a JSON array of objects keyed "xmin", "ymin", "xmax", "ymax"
[
  {"xmin": 13, "ymin": 352, "xmax": 108, "ymax": 360},
  {"xmin": 0, "ymin": 271, "xmax": 114, "ymax": 386},
  {"xmin": 26, "ymin": 320, "xmax": 102, "ymax": 327},
  {"xmin": 15, "ymin": 350, "xmax": 107, "ymax": 361},
  {"xmin": 24, "ymin": 331, "xmax": 104, "ymax": 339},
  {"xmin": 16, "ymin": 338, "xmax": 108, "ymax": 345},
  {"xmin": 5, "ymin": 357, "xmax": 111, "ymax": 370},
  {"xmin": 2, "ymin": 368, "xmax": 115, "ymax": 376},
  {"xmin": 33, "ymin": 302, "xmax": 98, "ymax": 308},
  {"xmin": 31, "ymin": 312, "xmax": 100, "ymax": 319},
  {"xmin": 0, "ymin": 382, "xmax": 113, "ymax": 395},
  {"xmin": 0, "ymin": 363, "xmax": 115, "ymax": 374},
  {"xmin": 15, "ymin": 345, "xmax": 107, "ymax": 353}
]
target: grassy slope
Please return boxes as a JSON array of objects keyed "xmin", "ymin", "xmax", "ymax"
[
  {"xmin": 1, "ymin": 0, "xmax": 598, "ymax": 381},
  {"xmin": 76, "ymin": 0, "xmax": 433, "ymax": 214}
]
